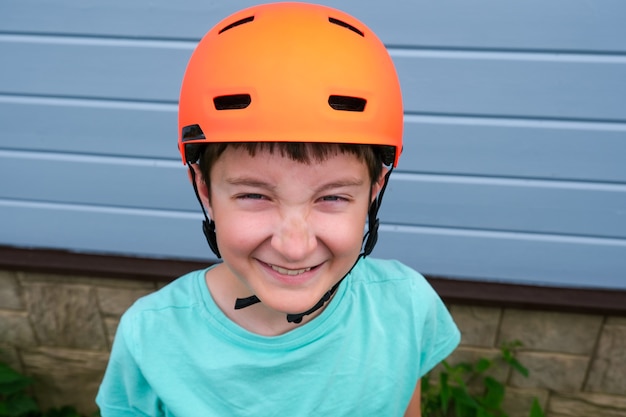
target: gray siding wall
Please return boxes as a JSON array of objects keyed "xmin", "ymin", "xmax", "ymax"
[{"xmin": 1, "ymin": 0, "xmax": 625, "ymax": 289}]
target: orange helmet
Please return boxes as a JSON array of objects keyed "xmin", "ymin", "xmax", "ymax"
[{"xmin": 178, "ymin": 2, "xmax": 403, "ymax": 167}]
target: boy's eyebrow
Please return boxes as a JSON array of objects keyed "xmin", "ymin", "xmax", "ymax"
[
  {"xmin": 225, "ymin": 177, "xmax": 276, "ymax": 191},
  {"xmin": 225, "ymin": 177, "xmax": 364, "ymax": 192},
  {"xmin": 315, "ymin": 178, "xmax": 365, "ymax": 193}
]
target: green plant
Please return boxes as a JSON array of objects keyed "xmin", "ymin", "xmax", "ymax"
[
  {"xmin": 0, "ymin": 361, "xmax": 93, "ymax": 417},
  {"xmin": 0, "ymin": 362, "xmax": 38, "ymax": 417},
  {"xmin": 421, "ymin": 341, "xmax": 546, "ymax": 417}
]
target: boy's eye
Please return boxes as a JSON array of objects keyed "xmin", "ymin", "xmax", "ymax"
[
  {"xmin": 320, "ymin": 195, "xmax": 347, "ymax": 202},
  {"xmin": 238, "ymin": 193, "xmax": 266, "ymax": 200}
]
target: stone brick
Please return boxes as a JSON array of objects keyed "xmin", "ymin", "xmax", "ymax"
[
  {"xmin": 0, "ymin": 271, "xmax": 23, "ymax": 310},
  {"xmin": 548, "ymin": 392, "xmax": 626, "ymax": 417},
  {"xmin": 0, "ymin": 343, "xmax": 23, "ymax": 372},
  {"xmin": 449, "ymin": 305, "xmax": 501, "ymax": 347},
  {"xmin": 510, "ymin": 351, "xmax": 589, "ymax": 392},
  {"xmin": 19, "ymin": 271, "xmax": 157, "ymax": 290},
  {"xmin": 0, "ymin": 310, "xmax": 36, "ymax": 346},
  {"xmin": 104, "ymin": 317, "xmax": 120, "ymax": 347},
  {"xmin": 23, "ymin": 283, "xmax": 107, "ymax": 350},
  {"xmin": 586, "ymin": 322, "xmax": 626, "ymax": 395},
  {"xmin": 501, "ymin": 387, "xmax": 549, "ymax": 417},
  {"xmin": 97, "ymin": 286, "xmax": 154, "ymax": 316},
  {"xmin": 607, "ymin": 316, "xmax": 626, "ymax": 326},
  {"xmin": 498, "ymin": 309, "xmax": 602, "ymax": 355},
  {"xmin": 22, "ymin": 347, "xmax": 109, "ymax": 416}
]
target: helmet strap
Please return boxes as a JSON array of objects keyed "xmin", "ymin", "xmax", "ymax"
[
  {"xmin": 362, "ymin": 166, "xmax": 393, "ymax": 256},
  {"xmin": 188, "ymin": 164, "xmax": 221, "ymax": 258}
]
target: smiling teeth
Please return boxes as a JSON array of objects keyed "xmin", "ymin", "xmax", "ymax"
[{"xmin": 271, "ymin": 265, "xmax": 312, "ymax": 276}]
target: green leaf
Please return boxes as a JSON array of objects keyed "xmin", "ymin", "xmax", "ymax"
[
  {"xmin": 508, "ymin": 358, "xmax": 529, "ymax": 378},
  {"xmin": 439, "ymin": 373, "xmax": 451, "ymax": 414},
  {"xmin": 43, "ymin": 406, "xmax": 82, "ymax": 417},
  {"xmin": 0, "ymin": 363, "xmax": 35, "ymax": 400},
  {"xmin": 0, "ymin": 363, "xmax": 32, "ymax": 386},
  {"xmin": 455, "ymin": 400, "xmax": 474, "ymax": 417},
  {"xmin": 451, "ymin": 386, "xmax": 480, "ymax": 408},
  {"xmin": 0, "ymin": 381, "xmax": 35, "ymax": 397},
  {"xmin": 475, "ymin": 358, "xmax": 492, "ymax": 374},
  {"xmin": 421, "ymin": 374, "xmax": 431, "ymax": 392},
  {"xmin": 477, "ymin": 409, "xmax": 498, "ymax": 417},
  {"xmin": 500, "ymin": 341, "xmax": 521, "ymax": 362},
  {"xmin": 483, "ymin": 377, "xmax": 505, "ymax": 409},
  {"xmin": 529, "ymin": 398, "xmax": 546, "ymax": 417},
  {"xmin": 499, "ymin": 341, "xmax": 529, "ymax": 378},
  {"xmin": 455, "ymin": 362, "xmax": 474, "ymax": 374},
  {"xmin": 1, "ymin": 392, "xmax": 40, "ymax": 417}
]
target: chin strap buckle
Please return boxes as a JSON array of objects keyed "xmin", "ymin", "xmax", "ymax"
[
  {"xmin": 234, "ymin": 295, "xmax": 261, "ymax": 309},
  {"xmin": 285, "ymin": 285, "xmax": 337, "ymax": 324}
]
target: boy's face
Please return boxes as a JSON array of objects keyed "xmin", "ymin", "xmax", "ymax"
[{"xmin": 198, "ymin": 146, "xmax": 384, "ymax": 317}]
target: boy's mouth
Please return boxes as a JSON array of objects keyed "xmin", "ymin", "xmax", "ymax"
[{"xmin": 270, "ymin": 265, "xmax": 312, "ymax": 276}]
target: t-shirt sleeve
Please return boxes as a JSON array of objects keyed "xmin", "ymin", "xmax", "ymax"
[
  {"xmin": 414, "ymin": 275, "xmax": 461, "ymax": 377},
  {"xmin": 96, "ymin": 311, "xmax": 163, "ymax": 417}
]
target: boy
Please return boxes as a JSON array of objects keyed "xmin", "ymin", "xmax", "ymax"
[{"xmin": 97, "ymin": 3, "xmax": 460, "ymax": 416}]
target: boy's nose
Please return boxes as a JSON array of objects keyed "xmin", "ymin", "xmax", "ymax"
[{"xmin": 271, "ymin": 214, "xmax": 317, "ymax": 261}]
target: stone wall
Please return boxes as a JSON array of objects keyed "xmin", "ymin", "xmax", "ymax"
[
  {"xmin": 1, "ymin": 269, "xmax": 625, "ymax": 416},
  {"xmin": 449, "ymin": 305, "xmax": 626, "ymax": 417}
]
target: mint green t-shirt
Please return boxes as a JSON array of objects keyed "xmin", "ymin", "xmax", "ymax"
[{"xmin": 97, "ymin": 257, "xmax": 460, "ymax": 416}]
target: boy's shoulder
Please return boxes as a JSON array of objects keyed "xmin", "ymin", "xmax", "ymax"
[
  {"xmin": 348, "ymin": 258, "xmax": 452, "ymax": 334},
  {"xmin": 124, "ymin": 268, "xmax": 207, "ymax": 315},
  {"xmin": 353, "ymin": 257, "xmax": 426, "ymax": 285},
  {"xmin": 350, "ymin": 257, "xmax": 437, "ymax": 301}
]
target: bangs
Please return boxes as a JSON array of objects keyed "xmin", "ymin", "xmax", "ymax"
[{"xmin": 198, "ymin": 142, "xmax": 384, "ymax": 187}]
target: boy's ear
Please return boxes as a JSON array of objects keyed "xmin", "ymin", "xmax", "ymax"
[
  {"xmin": 371, "ymin": 166, "xmax": 390, "ymax": 203},
  {"xmin": 190, "ymin": 164, "xmax": 213, "ymax": 216}
]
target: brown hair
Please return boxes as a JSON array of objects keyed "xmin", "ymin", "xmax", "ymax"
[{"xmin": 198, "ymin": 142, "xmax": 385, "ymax": 194}]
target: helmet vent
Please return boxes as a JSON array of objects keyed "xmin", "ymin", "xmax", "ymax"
[
  {"xmin": 218, "ymin": 16, "xmax": 255, "ymax": 34},
  {"xmin": 214, "ymin": 94, "xmax": 252, "ymax": 110},
  {"xmin": 328, "ymin": 17, "xmax": 364, "ymax": 37},
  {"xmin": 328, "ymin": 95, "xmax": 366, "ymax": 112}
]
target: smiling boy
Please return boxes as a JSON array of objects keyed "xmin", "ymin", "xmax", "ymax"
[
  {"xmin": 194, "ymin": 144, "xmax": 386, "ymax": 335},
  {"xmin": 97, "ymin": 3, "xmax": 460, "ymax": 416}
]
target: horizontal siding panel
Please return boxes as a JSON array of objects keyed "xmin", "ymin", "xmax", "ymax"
[
  {"xmin": 1, "ymin": 203, "xmax": 624, "ymax": 290},
  {"xmin": 0, "ymin": 37, "xmax": 191, "ymax": 102},
  {"xmin": 0, "ymin": 98, "xmax": 177, "ymax": 159},
  {"xmin": 1, "ymin": 154, "xmax": 625, "ymax": 239},
  {"xmin": 0, "ymin": 201, "xmax": 207, "ymax": 261},
  {"xmin": 2, "ymin": 0, "xmax": 626, "ymax": 52},
  {"xmin": 3, "ymin": 99, "xmax": 626, "ymax": 183},
  {"xmin": 0, "ymin": 153, "xmax": 195, "ymax": 211},
  {"xmin": 374, "ymin": 226, "xmax": 626, "ymax": 290},
  {"xmin": 2, "ymin": 39, "xmax": 626, "ymax": 121},
  {"xmin": 394, "ymin": 52, "xmax": 626, "ymax": 122},
  {"xmin": 382, "ymin": 175, "xmax": 626, "ymax": 239},
  {"xmin": 402, "ymin": 117, "xmax": 626, "ymax": 182}
]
